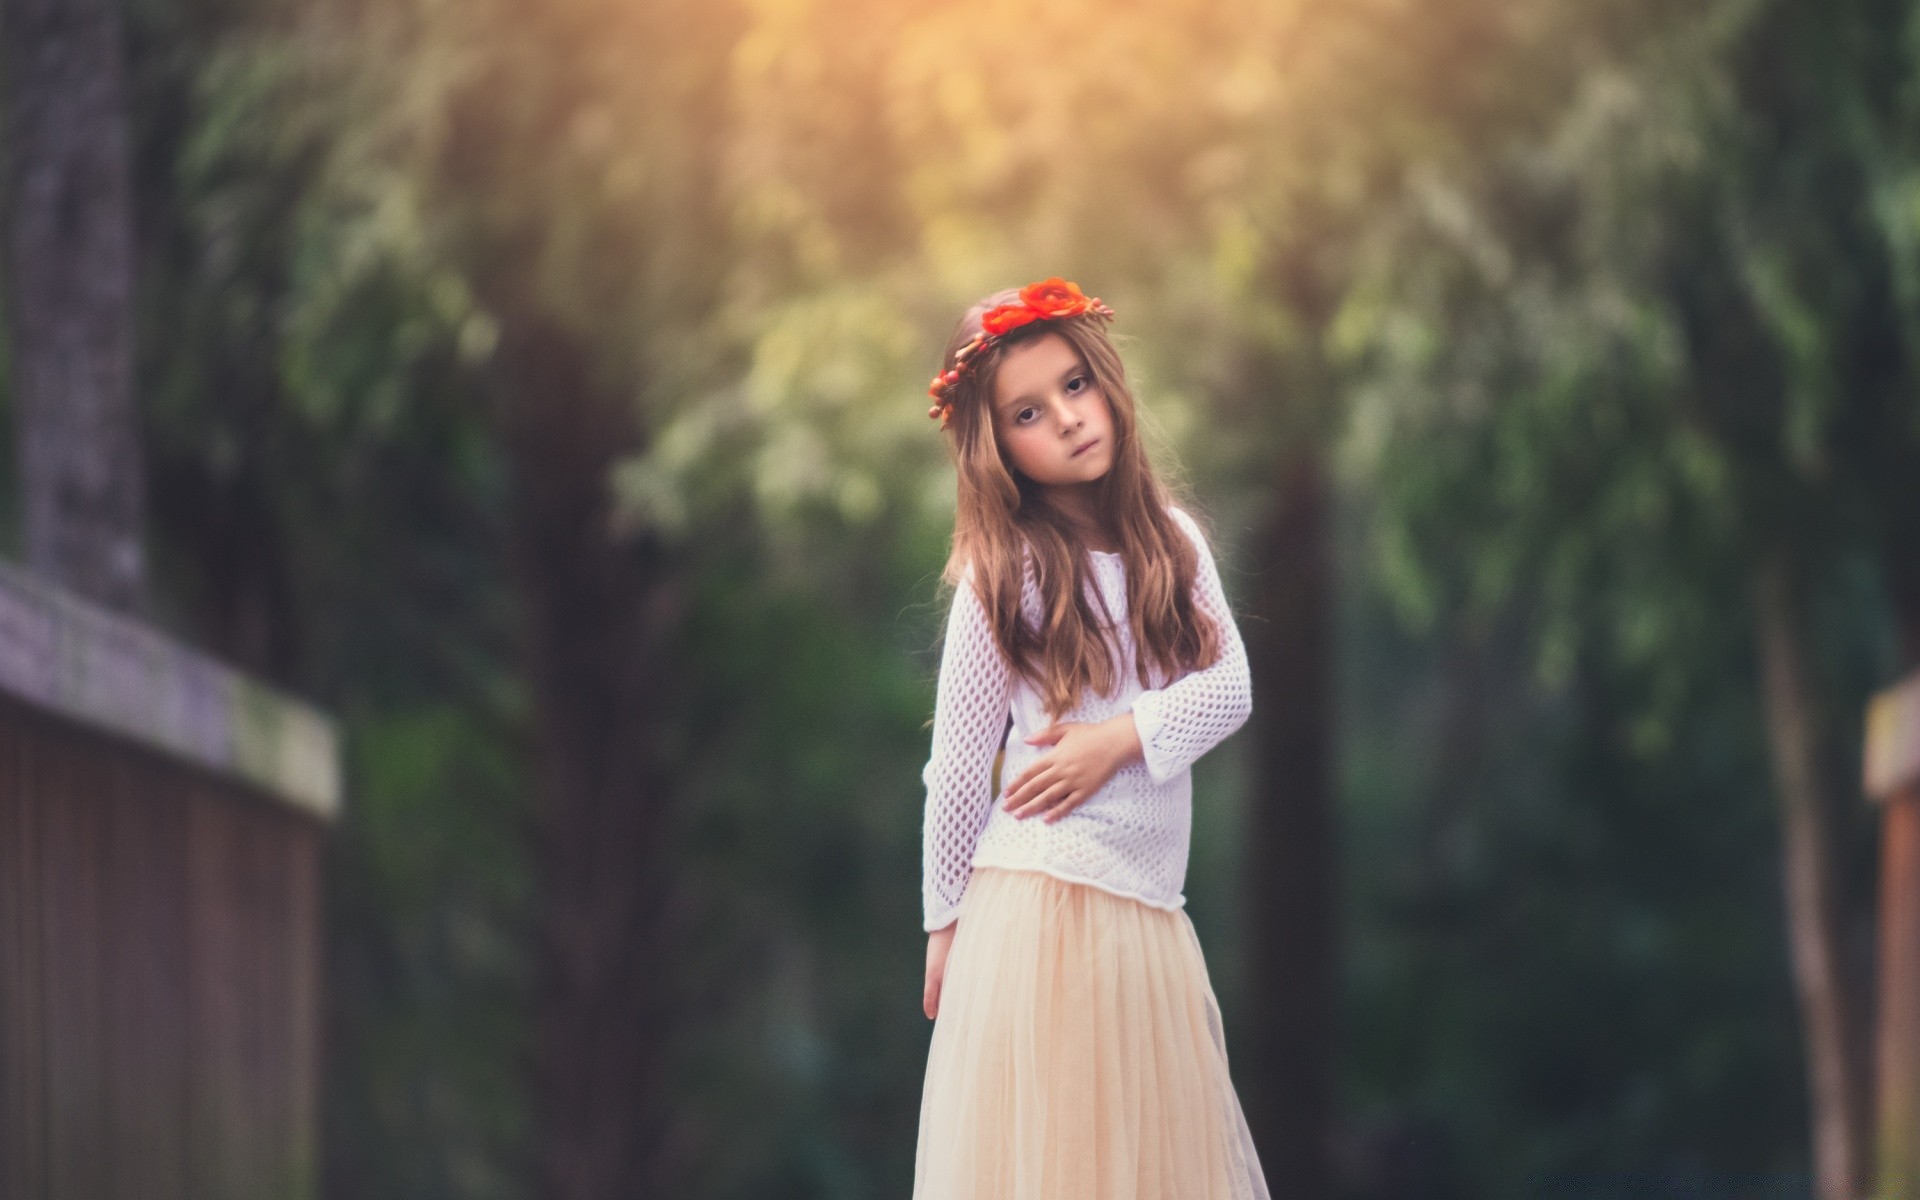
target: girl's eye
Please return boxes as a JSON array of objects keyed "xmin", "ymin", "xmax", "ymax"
[{"xmin": 1011, "ymin": 377, "xmax": 1088, "ymax": 424}]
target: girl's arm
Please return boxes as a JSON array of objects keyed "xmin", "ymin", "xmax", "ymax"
[
  {"xmin": 1129, "ymin": 507, "xmax": 1254, "ymax": 786},
  {"xmin": 922, "ymin": 564, "xmax": 1016, "ymax": 932}
]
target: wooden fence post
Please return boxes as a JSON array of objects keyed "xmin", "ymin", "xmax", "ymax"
[{"xmin": 1866, "ymin": 669, "xmax": 1920, "ymax": 1198}]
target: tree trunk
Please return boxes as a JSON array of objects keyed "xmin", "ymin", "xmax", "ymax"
[
  {"xmin": 1242, "ymin": 448, "xmax": 1339, "ymax": 1199},
  {"xmin": 2, "ymin": 0, "xmax": 149, "ymax": 615},
  {"xmin": 492, "ymin": 310, "xmax": 690, "ymax": 1200},
  {"xmin": 1753, "ymin": 545, "xmax": 1872, "ymax": 1199}
]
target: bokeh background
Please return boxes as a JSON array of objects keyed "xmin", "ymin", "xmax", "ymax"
[{"xmin": 6, "ymin": 0, "xmax": 1920, "ymax": 1195}]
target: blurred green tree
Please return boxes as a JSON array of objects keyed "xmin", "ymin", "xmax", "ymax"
[
  {"xmin": 98, "ymin": 0, "xmax": 1920, "ymax": 1192},
  {"xmin": 1340, "ymin": 0, "xmax": 1920, "ymax": 1193}
]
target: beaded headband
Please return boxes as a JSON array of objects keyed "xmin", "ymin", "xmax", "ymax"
[{"xmin": 926, "ymin": 277, "xmax": 1116, "ymax": 429}]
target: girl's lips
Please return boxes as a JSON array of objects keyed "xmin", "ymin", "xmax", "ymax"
[{"xmin": 1071, "ymin": 437, "xmax": 1100, "ymax": 457}]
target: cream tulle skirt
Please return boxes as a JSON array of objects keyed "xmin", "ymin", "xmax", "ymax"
[{"xmin": 913, "ymin": 866, "xmax": 1270, "ymax": 1200}]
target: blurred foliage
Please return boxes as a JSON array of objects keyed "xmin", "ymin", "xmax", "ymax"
[{"xmin": 48, "ymin": 0, "xmax": 1920, "ymax": 1194}]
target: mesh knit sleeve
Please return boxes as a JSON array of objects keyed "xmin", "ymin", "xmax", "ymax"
[
  {"xmin": 1129, "ymin": 507, "xmax": 1254, "ymax": 786},
  {"xmin": 921, "ymin": 565, "xmax": 1015, "ymax": 932}
]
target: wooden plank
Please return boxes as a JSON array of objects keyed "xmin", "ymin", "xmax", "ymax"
[
  {"xmin": 104, "ymin": 741, "xmax": 190, "ymax": 1200},
  {"xmin": 284, "ymin": 827, "xmax": 321, "ymax": 1200},
  {"xmin": 187, "ymin": 782, "xmax": 253, "ymax": 1200},
  {"xmin": 239, "ymin": 790, "xmax": 322, "ymax": 1200},
  {"xmin": 239, "ymin": 796, "xmax": 277, "ymax": 1200},
  {"xmin": 0, "ymin": 711, "xmax": 22, "ymax": 1200},
  {"xmin": 39, "ymin": 715, "xmax": 110, "ymax": 1200},
  {"xmin": 1876, "ymin": 792, "xmax": 1920, "ymax": 1198},
  {"xmin": 0, "ymin": 702, "xmax": 48, "ymax": 1200}
]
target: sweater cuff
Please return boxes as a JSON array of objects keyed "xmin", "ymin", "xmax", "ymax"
[{"xmin": 1130, "ymin": 698, "xmax": 1181, "ymax": 787}]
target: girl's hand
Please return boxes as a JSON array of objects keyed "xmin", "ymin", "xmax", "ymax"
[
  {"xmin": 1000, "ymin": 713, "xmax": 1143, "ymax": 823},
  {"xmin": 924, "ymin": 923, "xmax": 957, "ymax": 1019}
]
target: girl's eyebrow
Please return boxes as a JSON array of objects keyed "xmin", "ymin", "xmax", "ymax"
[{"xmin": 1002, "ymin": 363, "xmax": 1085, "ymax": 413}]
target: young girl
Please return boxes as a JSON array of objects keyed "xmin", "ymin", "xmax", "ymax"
[{"xmin": 912, "ymin": 277, "xmax": 1269, "ymax": 1199}]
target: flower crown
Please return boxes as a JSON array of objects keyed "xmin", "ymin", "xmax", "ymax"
[{"xmin": 926, "ymin": 277, "xmax": 1115, "ymax": 429}]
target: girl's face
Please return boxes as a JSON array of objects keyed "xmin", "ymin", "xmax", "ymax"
[{"xmin": 988, "ymin": 331, "xmax": 1115, "ymax": 489}]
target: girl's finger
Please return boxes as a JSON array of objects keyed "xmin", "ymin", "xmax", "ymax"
[
  {"xmin": 1003, "ymin": 764, "xmax": 1055, "ymax": 810},
  {"xmin": 1004, "ymin": 748, "xmax": 1060, "ymax": 798},
  {"xmin": 1005, "ymin": 765, "xmax": 1062, "ymax": 813},
  {"xmin": 1004, "ymin": 758, "xmax": 1048, "ymax": 796},
  {"xmin": 1010, "ymin": 777, "xmax": 1073, "ymax": 820},
  {"xmin": 1042, "ymin": 789, "xmax": 1084, "ymax": 823}
]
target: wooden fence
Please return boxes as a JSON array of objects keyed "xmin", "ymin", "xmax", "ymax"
[
  {"xmin": 0, "ymin": 562, "xmax": 340, "ymax": 1200},
  {"xmin": 1869, "ymin": 668, "xmax": 1920, "ymax": 1199}
]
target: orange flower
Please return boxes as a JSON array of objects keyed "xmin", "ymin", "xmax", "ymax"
[
  {"xmin": 930, "ymin": 278, "xmax": 1111, "ymax": 427},
  {"xmin": 980, "ymin": 302, "xmax": 1042, "ymax": 337},
  {"xmin": 1019, "ymin": 277, "xmax": 1093, "ymax": 319}
]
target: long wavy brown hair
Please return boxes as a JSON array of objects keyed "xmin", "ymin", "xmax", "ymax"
[{"xmin": 935, "ymin": 286, "xmax": 1224, "ymax": 722}]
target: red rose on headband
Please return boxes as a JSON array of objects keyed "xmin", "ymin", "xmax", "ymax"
[
  {"xmin": 1019, "ymin": 277, "xmax": 1094, "ymax": 319},
  {"xmin": 931, "ymin": 278, "xmax": 1114, "ymax": 425},
  {"xmin": 981, "ymin": 277, "xmax": 1099, "ymax": 334},
  {"xmin": 980, "ymin": 302, "xmax": 1043, "ymax": 337}
]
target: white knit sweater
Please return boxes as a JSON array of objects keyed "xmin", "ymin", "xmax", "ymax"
[{"xmin": 920, "ymin": 505, "xmax": 1253, "ymax": 932}]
